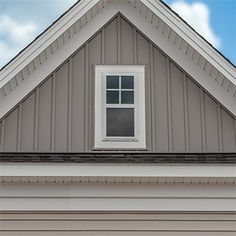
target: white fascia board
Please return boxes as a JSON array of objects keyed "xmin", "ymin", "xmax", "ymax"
[
  {"xmin": 1, "ymin": 163, "xmax": 236, "ymax": 178},
  {"xmin": 143, "ymin": 0, "xmax": 236, "ymax": 84},
  {"xmin": 0, "ymin": 0, "xmax": 100, "ymax": 87}
]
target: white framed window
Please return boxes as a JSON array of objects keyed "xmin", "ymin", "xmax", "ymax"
[{"xmin": 94, "ymin": 65, "xmax": 146, "ymax": 149}]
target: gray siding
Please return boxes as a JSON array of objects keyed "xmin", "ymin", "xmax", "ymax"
[
  {"xmin": 0, "ymin": 15, "xmax": 235, "ymax": 152},
  {"xmin": 38, "ymin": 78, "xmax": 52, "ymax": 151}
]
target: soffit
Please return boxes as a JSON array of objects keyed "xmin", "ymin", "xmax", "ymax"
[{"xmin": 1, "ymin": 162, "xmax": 236, "ymax": 184}]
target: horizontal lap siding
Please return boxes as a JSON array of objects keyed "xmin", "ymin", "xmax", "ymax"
[
  {"xmin": 1, "ymin": 233, "xmax": 236, "ymax": 236},
  {"xmin": 0, "ymin": 15, "xmax": 235, "ymax": 152},
  {"xmin": 0, "ymin": 213, "xmax": 235, "ymax": 236},
  {"xmin": 0, "ymin": 183, "xmax": 235, "ymax": 234}
]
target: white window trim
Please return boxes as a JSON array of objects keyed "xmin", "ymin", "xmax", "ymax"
[{"xmin": 95, "ymin": 65, "xmax": 146, "ymax": 149}]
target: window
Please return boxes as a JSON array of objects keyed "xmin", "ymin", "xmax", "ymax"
[
  {"xmin": 95, "ymin": 65, "xmax": 146, "ymax": 149},
  {"xmin": 106, "ymin": 75, "xmax": 134, "ymax": 137}
]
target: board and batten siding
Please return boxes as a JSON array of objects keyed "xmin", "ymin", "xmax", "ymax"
[{"xmin": 0, "ymin": 15, "xmax": 235, "ymax": 152}]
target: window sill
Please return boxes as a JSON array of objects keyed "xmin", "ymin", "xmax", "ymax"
[{"xmin": 102, "ymin": 137, "xmax": 138, "ymax": 142}]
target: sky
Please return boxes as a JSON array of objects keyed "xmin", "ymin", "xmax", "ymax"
[{"xmin": 0, "ymin": 0, "xmax": 235, "ymax": 69}]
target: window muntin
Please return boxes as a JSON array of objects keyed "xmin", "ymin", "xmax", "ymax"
[{"xmin": 95, "ymin": 65, "xmax": 146, "ymax": 149}]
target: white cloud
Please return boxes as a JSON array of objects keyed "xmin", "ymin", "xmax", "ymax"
[
  {"xmin": 170, "ymin": 0, "xmax": 220, "ymax": 48},
  {"xmin": 0, "ymin": 16, "xmax": 37, "ymax": 68},
  {"xmin": 0, "ymin": 16, "xmax": 36, "ymax": 42},
  {"xmin": 0, "ymin": 0, "xmax": 77, "ymax": 69}
]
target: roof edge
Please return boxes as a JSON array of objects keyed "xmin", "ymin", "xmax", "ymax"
[{"xmin": 0, "ymin": 153, "xmax": 235, "ymax": 164}]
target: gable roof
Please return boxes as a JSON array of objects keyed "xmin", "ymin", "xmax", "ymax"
[{"xmin": 0, "ymin": 0, "xmax": 235, "ymax": 119}]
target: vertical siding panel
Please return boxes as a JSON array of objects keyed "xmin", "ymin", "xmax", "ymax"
[
  {"xmin": 200, "ymin": 89, "xmax": 206, "ymax": 151},
  {"xmin": 16, "ymin": 105, "xmax": 22, "ymax": 151},
  {"xmin": 170, "ymin": 63, "xmax": 185, "ymax": 151},
  {"xmin": 21, "ymin": 93, "xmax": 35, "ymax": 151},
  {"xmin": 34, "ymin": 88, "xmax": 39, "ymax": 151},
  {"xmin": 38, "ymin": 77, "xmax": 52, "ymax": 151},
  {"xmin": 150, "ymin": 43, "xmax": 156, "ymax": 150},
  {"xmin": 84, "ymin": 44, "xmax": 89, "ymax": 151},
  {"xmin": 187, "ymin": 79, "xmax": 202, "ymax": 151},
  {"xmin": 3, "ymin": 108, "xmax": 18, "ymax": 151},
  {"xmin": 120, "ymin": 17, "xmax": 134, "ymax": 64},
  {"xmin": 71, "ymin": 48, "xmax": 85, "ymax": 151},
  {"xmin": 204, "ymin": 93, "xmax": 219, "ymax": 151},
  {"xmin": 166, "ymin": 58, "xmax": 172, "ymax": 151},
  {"xmin": 221, "ymin": 108, "xmax": 236, "ymax": 151},
  {"xmin": 217, "ymin": 105, "xmax": 223, "ymax": 151},
  {"xmin": 183, "ymin": 74, "xmax": 189, "ymax": 152},
  {"xmin": 104, "ymin": 18, "xmax": 118, "ymax": 64},
  {"xmin": 133, "ymin": 28, "xmax": 137, "ymax": 64},
  {"xmin": 101, "ymin": 29, "xmax": 105, "ymax": 64},
  {"xmin": 153, "ymin": 48, "xmax": 168, "ymax": 152},
  {"xmin": 51, "ymin": 74, "xmax": 56, "ymax": 151},
  {"xmin": 0, "ymin": 121, "xmax": 3, "ymax": 152},
  {"xmin": 54, "ymin": 62, "xmax": 69, "ymax": 151},
  {"xmin": 235, "ymin": 119, "xmax": 236, "ymax": 150},
  {"xmin": 88, "ymin": 32, "xmax": 102, "ymax": 150},
  {"xmin": 67, "ymin": 58, "xmax": 73, "ymax": 151},
  {"xmin": 137, "ymin": 32, "xmax": 151, "ymax": 150}
]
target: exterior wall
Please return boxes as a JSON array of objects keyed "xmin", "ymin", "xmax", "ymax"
[
  {"xmin": 1, "ymin": 212, "xmax": 235, "ymax": 236},
  {"xmin": 0, "ymin": 15, "xmax": 235, "ymax": 152},
  {"xmin": 0, "ymin": 178, "xmax": 235, "ymax": 235}
]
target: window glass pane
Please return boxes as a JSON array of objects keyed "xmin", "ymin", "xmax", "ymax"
[
  {"xmin": 106, "ymin": 91, "xmax": 119, "ymax": 104},
  {"xmin": 107, "ymin": 108, "xmax": 134, "ymax": 137},
  {"xmin": 121, "ymin": 91, "xmax": 134, "ymax": 104},
  {"xmin": 107, "ymin": 76, "xmax": 119, "ymax": 89},
  {"xmin": 121, "ymin": 76, "xmax": 134, "ymax": 89}
]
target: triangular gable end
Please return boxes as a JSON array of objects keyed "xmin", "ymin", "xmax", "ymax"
[
  {"xmin": 0, "ymin": 14, "xmax": 235, "ymax": 153},
  {"xmin": 0, "ymin": 0, "xmax": 235, "ymax": 119}
]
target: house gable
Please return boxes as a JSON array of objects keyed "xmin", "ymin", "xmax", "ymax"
[
  {"xmin": 0, "ymin": 2, "xmax": 235, "ymax": 227},
  {"xmin": 0, "ymin": 15, "xmax": 235, "ymax": 153}
]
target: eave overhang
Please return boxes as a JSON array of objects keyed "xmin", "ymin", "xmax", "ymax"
[
  {"xmin": 1, "ymin": 153, "xmax": 235, "ymax": 184},
  {"xmin": 0, "ymin": 0, "xmax": 235, "ymax": 119},
  {"xmin": 1, "ymin": 156, "xmax": 236, "ymax": 185}
]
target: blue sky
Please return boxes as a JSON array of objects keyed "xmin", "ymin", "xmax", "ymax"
[
  {"xmin": 164, "ymin": 0, "xmax": 236, "ymax": 65},
  {"xmin": 0, "ymin": 0, "xmax": 235, "ymax": 69}
]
